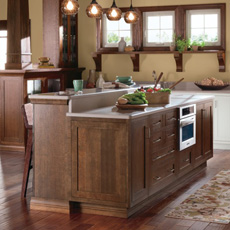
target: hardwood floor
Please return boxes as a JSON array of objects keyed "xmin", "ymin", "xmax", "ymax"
[{"xmin": 1, "ymin": 150, "xmax": 230, "ymax": 230}]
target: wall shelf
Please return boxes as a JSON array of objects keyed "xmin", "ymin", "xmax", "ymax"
[{"xmin": 92, "ymin": 50, "xmax": 225, "ymax": 73}]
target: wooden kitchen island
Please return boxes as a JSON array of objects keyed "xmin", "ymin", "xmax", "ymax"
[{"xmin": 29, "ymin": 90, "xmax": 213, "ymax": 218}]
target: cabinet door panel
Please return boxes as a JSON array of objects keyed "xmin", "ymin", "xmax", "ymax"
[
  {"xmin": 71, "ymin": 121, "xmax": 128, "ymax": 203},
  {"xmin": 203, "ymin": 102, "xmax": 213, "ymax": 159},
  {"xmin": 214, "ymin": 96, "xmax": 230, "ymax": 141},
  {"xmin": 131, "ymin": 118, "xmax": 149, "ymax": 206},
  {"xmin": 194, "ymin": 103, "xmax": 203, "ymax": 163}
]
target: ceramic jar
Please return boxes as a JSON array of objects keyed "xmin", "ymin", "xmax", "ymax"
[{"xmin": 118, "ymin": 37, "xmax": 126, "ymax": 52}]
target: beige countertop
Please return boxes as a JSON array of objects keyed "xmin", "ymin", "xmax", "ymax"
[{"xmin": 66, "ymin": 94, "xmax": 214, "ymax": 119}]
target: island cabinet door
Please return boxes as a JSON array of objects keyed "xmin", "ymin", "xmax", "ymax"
[
  {"xmin": 130, "ymin": 117, "xmax": 149, "ymax": 206},
  {"xmin": 193, "ymin": 103, "xmax": 204, "ymax": 165},
  {"xmin": 71, "ymin": 120, "xmax": 129, "ymax": 205},
  {"xmin": 202, "ymin": 102, "xmax": 213, "ymax": 159}
]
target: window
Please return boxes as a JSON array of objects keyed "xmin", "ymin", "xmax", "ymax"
[
  {"xmin": 0, "ymin": 30, "xmax": 7, "ymax": 70},
  {"xmin": 186, "ymin": 9, "xmax": 221, "ymax": 46},
  {"xmin": 102, "ymin": 14, "xmax": 132, "ymax": 47},
  {"xmin": 143, "ymin": 11, "xmax": 175, "ymax": 47}
]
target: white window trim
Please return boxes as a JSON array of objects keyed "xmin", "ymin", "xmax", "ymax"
[
  {"xmin": 186, "ymin": 9, "xmax": 221, "ymax": 46},
  {"xmin": 143, "ymin": 11, "xmax": 175, "ymax": 47},
  {"xmin": 102, "ymin": 14, "xmax": 132, "ymax": 48}
]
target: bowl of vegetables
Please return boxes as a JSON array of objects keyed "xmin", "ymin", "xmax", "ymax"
[{"xmin": 136, "ymin": 87, "xmax": 172, "ymax": 104}]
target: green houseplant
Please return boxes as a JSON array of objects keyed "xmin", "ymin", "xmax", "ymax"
[
  {"xmin": 176, "ymin": 36, "xmax": 189, "ymax": 53},
  {"xmin": 190, "ymin": 39, "xmax": 205, "ymax": 51}
]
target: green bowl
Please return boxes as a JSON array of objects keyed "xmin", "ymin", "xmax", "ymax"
[{"xmin": 116, "ymin": 76, "xmax": 132, "ymax": 83}]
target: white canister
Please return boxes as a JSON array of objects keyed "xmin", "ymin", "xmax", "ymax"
[
  {"xmin": 118, "ymin": 37, "xmax": 126, "ymax": 52},
  {"xmin": 96, "ymin": 72, "xmax": 105, "ymax": 88}
]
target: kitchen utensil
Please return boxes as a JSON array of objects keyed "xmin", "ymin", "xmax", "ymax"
[
  {"xmin": 154, "ymin": 72, "xmax": 164, "ymax": 89},
  {"xmin": 169, "ymin": 78, "xmax": 184, "ymax": 89},
  {"xmin": 194, "ymin": 82, "xmax": 229, "ymax": 90},
  {"xmin": 152, "ymin": 70, "xmax": 157, "ymax": 85}
]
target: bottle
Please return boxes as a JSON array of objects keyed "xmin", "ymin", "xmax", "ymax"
[
  {"xmin": 86, "ymin": 69, "xmax": 96, "ymax": 88},
  {"xmin": 118, "ymin": 37, "xmax": 126, "ymax": 52},
  {"xmin": 96, "ymin": 72, "xmax": 105, "ymax": 88}
]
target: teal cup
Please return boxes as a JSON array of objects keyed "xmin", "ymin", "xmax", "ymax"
[{"xmin": 73, "ymin": 80, "xmax": 83, "ymax": 92}]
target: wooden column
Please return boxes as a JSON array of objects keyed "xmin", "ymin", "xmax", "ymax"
[{"xmin": 5, "ymin": 0, "xmax": 31, "ymax": 70}]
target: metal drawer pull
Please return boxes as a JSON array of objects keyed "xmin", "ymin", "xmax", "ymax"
[
  {"xmin": 183, "ymin": 158, "xmax": 190, "ymax": 162},
  {"xmin": 155, "ymin": 176, "xmax": 161, "ymax": 181},
  {"xmin": 168, "ymin": 117, "xmax": 176, "ymax": 121},
  {"xmin": 168, "ymin": 149, "xmax": 175, "ymax": 154},
  {"xmin": 152, "ymin": 121, "xmax": 161, "ymax": 125},
  {"xmin": 168, "ymin": 168, "xmax": 175, "ymax": 173},
  {"xmin": 168, "ymin": 133, "xmax": 175, "ymax": 137},
  {"xmin": 153, "ymin": 137, "xmax": 161, "ymax": 143}
]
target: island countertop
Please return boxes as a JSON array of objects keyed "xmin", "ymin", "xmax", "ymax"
[
  {"xmin": 29, "ymin": 88, "xmax": 214, "ymax": 120},
  {"xmin": 66, "ymin": 94, "xmax": 214, "ymax": 119}
]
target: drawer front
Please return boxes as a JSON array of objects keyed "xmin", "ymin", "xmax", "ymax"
[
  {"xmin": 165, "ymin": 109, "xmax": 178, "ymax": 127},
  {"xmin": 151, "ymin": 157, "xmax": 175, "ymax": 185},
  {"xmin": 180, "ymin": 149, "xmax": 192, "ymax": 170},
  {"xmin": 149, "ymin": 113, "xmax": 164, "ymax": 130},
  {"xmin": 152, "ymin": 144, "xmax": 176, "ymax": 162},
  {"xmin": 151, "ymin": 130, "xmax": 164, "ymax": 150},
  {"xmin": 165, "ymin": 125, "xmax": 177, "ymax": 143}
]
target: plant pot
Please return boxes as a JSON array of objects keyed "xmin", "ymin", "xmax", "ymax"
[
  {"xmin": 192, "ymin": 45, "xmax": 199, "ymax": 51},
  {"xmin": 170, "ymin": 45, "xmax": 176, "ymax": 51}
]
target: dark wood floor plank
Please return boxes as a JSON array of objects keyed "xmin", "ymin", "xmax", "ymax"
[{"xmin": 0, "ymin": 150, "xmax": 230, "ymax": 229}]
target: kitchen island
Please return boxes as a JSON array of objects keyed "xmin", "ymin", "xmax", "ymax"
[{"xmin": 29, "ymin": 89, "xmax": 213, "ymax": 218}]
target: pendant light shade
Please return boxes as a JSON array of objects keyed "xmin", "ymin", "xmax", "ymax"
[
  {"xmin": 86, "ymin": 0, "xmax": 103, "ymax": 19},
  {"xmin": 61, "ymin": 0, "xmax": 80, "ymax": 16},
  {"xmin": 124, "ymin": 0, "xmax": 139, "ymax": 24},
  {"xmin": 106, "ymin": 0, "xmax": 122, "ymax": 21}
]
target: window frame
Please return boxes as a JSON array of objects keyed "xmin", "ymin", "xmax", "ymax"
[
  {"xmin": 102, "ymin": 13, "xmax": 133, "ymax": 48},
  {"xmin": 96, "ymin": 3, "xmax": 226, "ymax": 52},
  {"xmin": 186, "ymin": 9, "xmax": 221, "ymax": 46},
  {"xmin": 143, "ymin": 10, "xmax": 175, "ymax": 47}
]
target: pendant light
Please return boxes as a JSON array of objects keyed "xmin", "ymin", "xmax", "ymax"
[
  {"xmin": 124, "ymin": 0, "xmax": 139, "ymax": 24},
  {"xmin": 86, "ymin": 0, "xmax": 103, "ymax": 19},
  {"xmin": 106, "ymin": 0, "xmax": 122, "ymax": 21},
  {"xmin": 61, "ymin": 0, "xmax": 80, "ymax": 16}
]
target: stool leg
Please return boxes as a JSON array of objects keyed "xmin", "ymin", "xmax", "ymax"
[{"xmin": 21, "ymin": 129, "xmax": 33, "ymax": 198}]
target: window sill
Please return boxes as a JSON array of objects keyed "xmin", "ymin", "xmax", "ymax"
[{"xmin": 92, "ymin": 50, "xmax": 225, "ymax": 72}]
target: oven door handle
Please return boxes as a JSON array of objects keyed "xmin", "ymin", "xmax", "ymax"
[{"xmin": 180, "ymin": 121, "xmax": 194, "ymax": 127}]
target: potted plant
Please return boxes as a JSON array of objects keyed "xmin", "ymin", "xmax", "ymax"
[
  {"xmin": 176, "ymin": 36, "xmax": 189, "ymax": 53},
  {"xmin": 190, "ymin": 39, "xmax": 205, "ymax": 51}
]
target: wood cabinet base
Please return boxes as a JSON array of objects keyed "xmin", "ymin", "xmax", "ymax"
[{"xmin": 30, "ymin": 162, "xmax": 206, "ymax": 218}]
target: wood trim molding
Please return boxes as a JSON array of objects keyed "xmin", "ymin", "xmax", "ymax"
[
  {"xmin": 96, "ymin": 3, "xmax": 226, "ymax": 52},
  {"xmin": 0, "ymin": 20, "xmax": 7, "ymax": 30}
]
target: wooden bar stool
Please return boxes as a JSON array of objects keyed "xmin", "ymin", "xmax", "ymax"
[{"xmin": 21, "ymin": 103, "xmax": 33, "ymax": 198}]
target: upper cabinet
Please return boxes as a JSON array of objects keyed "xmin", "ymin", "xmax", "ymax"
[{"xmin": 43, "ymin": 0, "xmax": 78, "ymax": 68}]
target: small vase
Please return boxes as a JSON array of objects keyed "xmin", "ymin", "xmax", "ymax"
[
  {"xmin": 118, "ymin": 37, "xmax": 126, "ymax": 52},
  {"xmin": 96, "ymin": 72, "xmax": 105, "ymax": 88},
  {"xmin": 86, "ymin": 69, "xmax": 96, "ymax": 88}
]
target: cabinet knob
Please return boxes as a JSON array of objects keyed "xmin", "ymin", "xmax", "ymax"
[{"xmin": 154, "ymin": 176, "xmax": 161, "ymax": 181}]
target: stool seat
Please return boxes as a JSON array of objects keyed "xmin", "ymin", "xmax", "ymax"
[{"xmin": 21, "ymin": 103, "xmax": 33, "ymax": 198}]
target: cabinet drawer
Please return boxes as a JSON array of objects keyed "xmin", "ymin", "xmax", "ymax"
[
  {"xmin": 151, "ymin": 130, "xmax": 164, "ymax": 150},
  {"xmin": 165, "ymin": 125, "xmax": 177, "ymax": 143},
  {"xmin": 179, "ymin": 149, "xmax": 192, "ymax": 170},
  {"xmin": 165, "ymin": 110, "xmax": 178, "ymax": 127},
  {"xmin": 152, "ymin": 144, "xmax": 176, "ymax": 162},
  {"xmin": 151, "ymin": 157, "xmax": 175, "ymax": 184},
  {"xmin": 149, "ymin": 113, "xmax": 164, "ymax": 130}
]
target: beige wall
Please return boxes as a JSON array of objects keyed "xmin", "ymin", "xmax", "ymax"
[
  {"xmin": 78, "ymin": 0, "xmax": 229, "ymax": 82},
  {"xmin": 0, "ymin": 0, "xmax": 228, "ymax": 82},
  {"xmin": 0, "ymin": 0, "xmax": 43, "ymax": 64}
]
